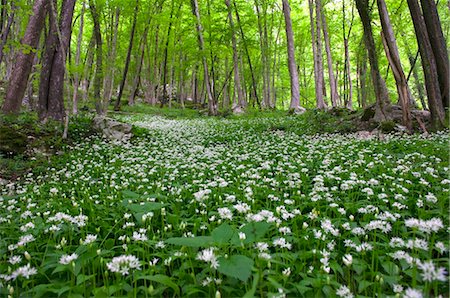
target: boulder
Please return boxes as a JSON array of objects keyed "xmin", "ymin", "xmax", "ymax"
[{"xmin": 93, "ymin": 116, "xmax": 132, "ymax": 141}]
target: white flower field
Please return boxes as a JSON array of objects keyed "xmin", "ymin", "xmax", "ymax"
[{"xmin": 0, "ymin": 115, "xmax": 448, "ymax": 297}]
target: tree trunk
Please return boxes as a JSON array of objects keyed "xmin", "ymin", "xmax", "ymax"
[
  {"xmin": 407, "ymin": 52, "xmax": 427, "ymax": 110},
  {"xmin": 321, "ymin": 7, "xmax": 338, "ymax": 108},
  {"xmin": 356, "ymin": 0, "xmax": 391, "ymax": 121},
  {"xmin": 191, "ymin": 0, "xmax": 217, "ymax": 115},
  {"xmin": 377, "ymin": 0, "xmax": 412, "ymax": 131},
  {"xmin": 282, "ymin": 0, "xmax": 303, "ymax": 112},
  {"xmin": 420, "ymin": 0, "xmax": 449, "ymax": 109},
  {"xmin": 2, "ymin": 0, "xmax": 48, "ymax": 114},
  {"xmin": 407, "ymin": 0, "xmax": 445, "ymax": 128},
  {"xmin": 89, "ymin": 0, "xmax": 104, "ymax": 114},
  {"xmin": 314, "ymin": 0, "xmax": 327, "ymax": 109},
  {"xmin": 0, "ymin": 2, "xmax": 14, "ymax": 66},
  {"xmin": 38, "ymin": 0, "xmax": 76, "ymax": 121},
  {"xmin": 114, "ymin": 0, "xmax": 139, "ymax": 111},
  {"xmin": 129, "ymin": 22, "xmax": 150, "ymax": 106},
  {"xmin": 72, "ymin": 0, "xmax": 85, "ymax": 115},
  {"xmin": 104, "ymin": 7, "xmax": 120, "ymax": 105},
  {"xmin": 226, "ymin": 0, "xmax": 245, "ymax": 111}
]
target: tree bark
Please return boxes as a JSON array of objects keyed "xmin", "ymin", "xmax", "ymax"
[
  {"xmin": 407, "ymin": 0, "xmax": 445, "ymax": 128},
  {"xmin": 38, "ymin": 0, "xmax": 76, "ymax": 121},
  {"xmin": 282, "ymin": 0, "xmax": 303, "ymax": 112},
  {"xmin": 420, "ymin": 0, "xmax": 449, "ymax": 109},
  {"xmin": 321, "ymin": 7, "xmax": 339, "ymax": 107},
  {"xmin": 104, "ymin": 7, "xmax": 120, "ymax": 105},
  {"xmin": 356, "ymin": 0, "xmax": 392, "ymax": 121},
  {"xmin": 2, "ymin": 0, "xmax": 48, "ymax": 114},
  {"xmin": 314, "ymin": 0, "xmax": 327, "ymax": 109},
  {"xmin": 226, "ymin": 0, "xmax": 245, "ymax": 111},
  {"xmin": 129, "ymin": 21, "xmax": 151, "ymax": 106},
  {"xmin": 191, "ymin": 0, "xmax": 217, "ymax": 115},
  {"xmin": 0, "ymin": 2, "xmax": 14, "ymax": 66},
  {"xmin": 377, "ymin": 0, "xmax": 412, "ymax": 131},
  {"xmin": 114, "ymin": 0, "xmax": 139, "ymax": 111},
  {"xmin": 72, "ymin": 0, "xmax": 86, "ymax": 115},
  {"xmin": 89, "ymin": 0, "xmax": 104, "ymax": 114}
]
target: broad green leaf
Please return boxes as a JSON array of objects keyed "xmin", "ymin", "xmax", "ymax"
[
  {"xmin": 212, "ymin": 223, "xmax": 235, "ymax": 243},
  {"xmin": 166, "ymin": 236, "xmax": 213, "ymax": 247},
  {"xmin": 217, "ymin": 255, "xmax": 253, "ymax": 282},
  {"xmin": 381, "ymin": 261, "xmax": 399, "ymax": 276}
]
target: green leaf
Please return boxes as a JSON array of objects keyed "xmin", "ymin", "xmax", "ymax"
[
  {"xmin": 381, "ymin": 261, "xmax": 399, "ymax": 276},
  {"xmin": 147, "ymin": 274, "xmax": 180, "ymax": 296},
  {"xmin": 76, "ymin": 274, "xmax": 96, "ymax": 285},
  {"xmin": 217, "ymin": 255, "xmax": 253, "ymax": 282},
  {"xmin": 121, "ymin": 190, "xmax": 140, "ymax": 200},
  {"xmin": 212, "ymin": 223, "xmax": 235, "ymax": 244},
  {"xmin": 357, "ymin": 280, "xmax": 373, "ymax": 293},
  {"xmin": 243, "ymin": 272, "xmax": 259, "ymax": 298},
  {"xmin": 166, "ymin": 236, "xmax": 213, "ymax": 247},
  {"xmin": 232, "ymin": 222, "xmax": 272, "ymax": 245}
]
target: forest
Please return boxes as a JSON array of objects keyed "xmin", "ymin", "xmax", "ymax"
[{"xmin": 0, "ymin": 0, "xmax": 449, "ymax": 297}]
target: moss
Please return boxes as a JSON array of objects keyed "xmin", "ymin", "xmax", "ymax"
[
  {"xmin": 380, "ymin": 120, "xmax": 396, "ymax": 133},
  {"xmin": 0, "ymin": 125, "xmax": 28, "ymax": 156}
]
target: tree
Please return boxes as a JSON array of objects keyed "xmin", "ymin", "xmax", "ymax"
[
  {"xmin": 377, "ymin": 0, "xmax": 412, "ymax": 131},
  {"xmin": 420, "ymin": 0, "xmax": 449, "ymax": 109},
  {"xmin": 2, "ymin": 0, "xmax": 48, "ymax": 114},
  {"xmin": 407, "ymin": 0, "xmax": 446, "ymax": 128},
  {"xmin": 321, "ymin": 5, "xmax": 339, "ymax": 107},
  {"xmin": 191, "ymin": 0, "xmax": 217, "ymax": 115},
  {"xmin": 282, "ymin": 0, "xmax": 304, "ymax": 113},
  {"xmin": 38, "ymin": 0, "xmax": 76, "ymax": 121},
  {"xmin": 225, "ymin": 0, "xmax": 245, "ymax": 112},
  {"xmin": 114, "ymin": 0, "xmax": 139, "ymax": 111},
  {"xmin": 355, "ymin": 0, "xmax": 392, "ymax": 121},
  {"xmin": 89, "ymin": 0, "xmax": 104, "ymax": 114}
]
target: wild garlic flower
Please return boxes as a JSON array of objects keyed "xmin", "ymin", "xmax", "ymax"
[{"xmin": 107, "ymin": 255, "xmax": 141, "ymax": 276}]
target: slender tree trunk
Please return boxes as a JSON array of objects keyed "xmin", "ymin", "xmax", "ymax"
[
  {"xmin": 89, "ymin": 0, "xmax": 104, "ymax": 114},
  {"xmin": 377, "ymin": 0, "xmax": 412, "ymax": 131},
  {"xmin": 282, "ymin": 0, "xmax": 303, "ymax": 113},
  {"xmin": 2, "ymin": 0, "xmax": 48, "ymax": 114},
  {"xmin": 82, "ymin": 35, "xmax": 95, "ymax": 104},
  {"xmin": 407, "ymin": 0, "xmax": 445, "ymax": 128},
  {"xmin": 321, "ymin": 8, "xmax": 339, "ymax": 107},
  {"xmin": 191, "ymin": 0, "xmax": 216, "ymax": 115},
  {"xmin": 104, "ymin": 7, "xmax": 120, "ymax": 105},
  {"xmin": 314, "ymin": 0, "xmax": 327, "ymax": 109},
  {"xmin": 359, "ymin": 47, "xmax": 368, "ymax": 108},
  {"xmin": 356, "ymin": 0, "xmax": 392, "ymax": 121},
  {"xmin": 344, "ymin": 41, "xmax": 354, "ymax": 109},
  {"xmin": 234, "ymin": 0, "xmax": 260, "ymax": 108},
  {"xmin": 129, "ymin": 22, "xmax": 150, "ymax": 106},
  {"xmin": 226, "ymin": 0, "xmax": 245, "ymax": 111},
  {"xmin": 0, "ymin": 2, "xmax": 14, "ymax": 66},
  {"xmin": 114, "ymin": 0, "xmax": 139, "ymax": 111},
  {"xmin": 420, "ymin": 0, "xmax": 449, "ymax": 109},
  {"xmin": 255, "ymin": 0, "xmax": 271, "ymax": 109},
  {"xmin": 72, "ymin": 0, "xmax": 85, "ymax": 115},
  {"xmin": 407, "ymin": 52, "xmax": 427, "ymax": 109},
  {"xmin": 161, "ymin": 0, "xmax": 177, "ymax": 107}
]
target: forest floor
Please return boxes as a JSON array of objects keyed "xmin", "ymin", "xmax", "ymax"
[{"xmin": 0, "ymin": 108, "xmax": 449, "ymax": 297}]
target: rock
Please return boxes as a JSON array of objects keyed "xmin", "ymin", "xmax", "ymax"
[
  {"xmin": 361, "ymin": 105, "xmax": 376, "ymax": 121},
  {"xmin": 93, "ymin": 116, "xmax": 133, "ymax": 141},
  {"xmin": 289, "ymin": 106, "xmax": 306, "ymax": 115},
  {"xmin": 232, "ymin": 105, "xmax": 245, "ymax": 115},
  {"xmin": 394, "ymin": 124, "xmax": 408, "ymax": 133},
  {"xmin": 355, "ymin": 130, "xmax": 373, "ymax": 140}
]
